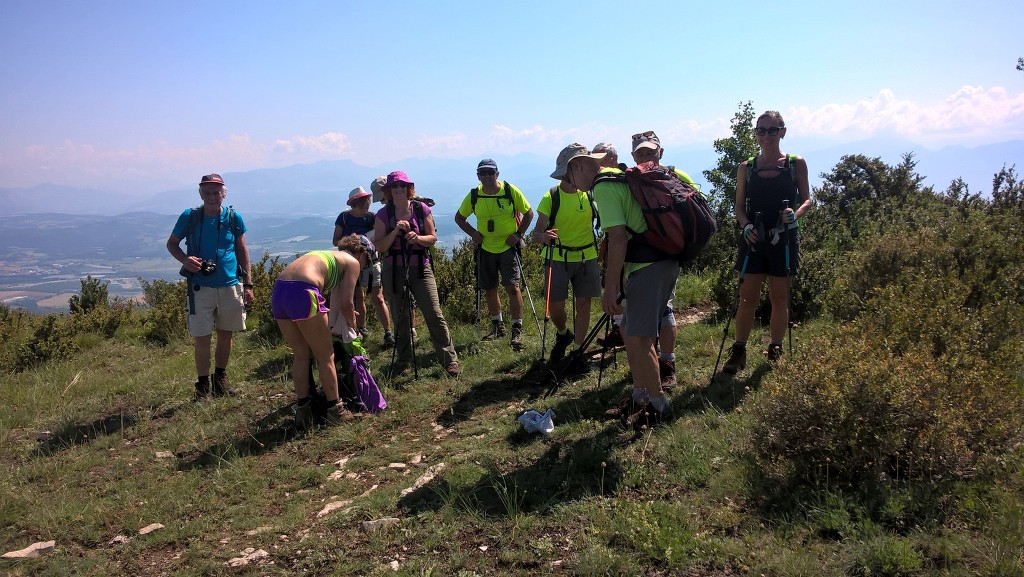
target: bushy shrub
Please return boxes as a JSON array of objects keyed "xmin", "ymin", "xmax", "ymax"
[
  {"xmin": 751, "ymin": 302, "xmax": 1023, "ymax": 488},
  {"xmin": 247, "ymin": 251, "xmax": 286, "ymax": 344},
  {"xmin": 139, "ymin": 278, "xmax": 188, "ymax": 345},
  {"xmin": 15, "ymin": 314, "xmax": 79, "ymax": 371},
  {"xmin": 68, "ymin": 275, "xmax": 109, "ymax": 314}
]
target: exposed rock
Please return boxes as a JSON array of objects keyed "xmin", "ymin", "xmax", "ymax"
[
  {"xmin": 3, "ymin": 540, "xmax": 56, "ymax": 558},
  {"xmin": 245, "ymin": 526, "xmax": 273, "ymax": 536},
  {"xmin": 138, "ymin": 523, "xmax": 164, "ymax": 535},
  {"xmin": 316, "ymin": 500, "xmax": 352, "ymax": 518},
  {"xmin": 154, "ymin": 451, "xmax": 174, "ymax": 459},
  {"xmin": 400, "ymin": 462, "xmax": 447, "ymax": 497},
  {"xmin": 387, "ymin": 462, "xmax": 406, "ymax": 469},
  {"xmin": 388, "ymin": 560, "xmax": 400, "ymax": 571},
  {"xmin": 108, "ymin": 535, "xmax": 131, "ymax": 545},
  {"xmin": 226, "ymin": 547, "xmax": 269, "ymax": 567}
]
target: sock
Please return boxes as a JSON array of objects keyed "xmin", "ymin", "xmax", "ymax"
[
  {"xmin": 631, "ymin": 387, "xmax": 650, "ymax": 404},
  {"xmin": 734, "ymin": 341, "xmax": 747, "ymax": 348},
  {"xmin": 557, "ymin": 328, "xmax": 568, "ymax": 335},
  {"xmin": 660, "ymin": 352, "xmax": 675, "ymax": 362},
  {"xmin": 512, "ymin": 319, "xmax": 523, "ymax": 327},
  {"xmin": 649, "ymin": 395, "xmax": 669, "ymax": 412},
  {"xmin": 214, "ymin": 367, "xmax": 226, "ymax": 378},
  {"xmin": 197, "ymin": 375, "xmax": 210, "ymax": 385},
  {"xmin": 770, "ymin": 340, "xmax": 783, "ymax": 346},
  {"xmin": 491, "ymin": 314, "xmax": 503, "ymax": 322}
]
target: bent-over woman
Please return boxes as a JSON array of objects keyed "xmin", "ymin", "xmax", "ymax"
[{"xmin": 271, "ymin": 235, "xmax": 366, "ymax": 425}]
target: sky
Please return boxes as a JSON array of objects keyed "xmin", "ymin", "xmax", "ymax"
[{"xmin": 1, "ymin": 0, "xmax": 1022, "ymax": 194}]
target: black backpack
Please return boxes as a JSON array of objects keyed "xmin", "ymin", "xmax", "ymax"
[{"xmin": 594, "ymin": 165, "xmax": 717, "ymax": 263}]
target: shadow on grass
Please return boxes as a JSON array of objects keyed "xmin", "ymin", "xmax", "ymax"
[
  {"xmin": 32, "ymin": 402, "xmax": 186, "ymax": 458},
  {"xmin": 675, "ymin": 363, "xmax": 772, "ymax": 415},
  {"xmin": 399, "ymin": 423, "xmax": 629, "ymax": 515},
  {"xmin": 176, "ymin": 402, "xmax": 312, "ymax": 470}
]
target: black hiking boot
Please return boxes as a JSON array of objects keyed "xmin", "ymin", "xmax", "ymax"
[
  {"xmin": 766, "ymin": 343, "xmax": 784, "ymax": 364},
  {"xmin": 482, "ymin": 320, "xmax": 506, "ymax": 341},
  {"xmin": 596, "ymin": 325, "xmax": 624, "ymax": 349},
  {"xmin": 722, "ymin": 343, "xmax": 747, "ymax": 375},
  {"xmin": 194, "ymin": 380, "xmax": 210, "ymax": 401},
  {"xmin": 550, "ymin": 330, "xmax": 574, "ymax": 363},
  {"xmin": 628, "ymin": 400, "xmax": 674, "ymax": 431}
]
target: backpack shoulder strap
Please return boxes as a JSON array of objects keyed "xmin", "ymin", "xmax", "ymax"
[
  {"xmin": 787, "ymin": 154, "xmax": 798, "ymax": 184},
  {"xmin": 184, "ymin": 206, "xmax": 203, "ymax": 256},
  {"xmin": 411, "ymin": 200, "xmax": 426, "ymax": 226},
  {"xmin": 546, "ymin": 186, "xmax": 560, "ymax": 230},
  {"xmin": 470, "ymin": 187, "xmax": 479, "ymax": 212}
]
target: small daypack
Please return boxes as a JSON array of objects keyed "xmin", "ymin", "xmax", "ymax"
[
  {"xmin": 350, "ymin": 355, "xmax": 387, "ymax": 413},
  {"xmin": 595, "ymin": 165, "xmax": 717, "ymax": 263}
]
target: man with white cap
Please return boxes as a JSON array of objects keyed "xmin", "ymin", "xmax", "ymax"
[
  {"xmin": 552, "ymin": 141, "xmax": 676, "ymax": 429},
  {"xmin": 334, "ymin": 186, "xmax": 393, "ymax": 347}
]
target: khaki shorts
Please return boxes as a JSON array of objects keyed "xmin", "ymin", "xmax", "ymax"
[
  {"xmin": 187, "ymin": 284, "xmax": 247, "ymax": 337},
  {"xmin": 358, "ymin": 260, "xmax": 383, "ymax": 289}
]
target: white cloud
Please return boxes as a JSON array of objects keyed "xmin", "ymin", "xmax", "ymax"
[{"xmin": 788, "ymin": 87, "xmax": 1024, "ymax": 146}]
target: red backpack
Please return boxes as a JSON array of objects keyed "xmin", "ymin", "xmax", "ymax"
[{"xmin": 595, "ymin": 164, "xmax": 717, "ymax": 263}]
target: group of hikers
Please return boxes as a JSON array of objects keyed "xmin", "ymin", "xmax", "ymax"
[{"xmin": 166, "ymin": 111, "xmax": 812, "ymax": 429}]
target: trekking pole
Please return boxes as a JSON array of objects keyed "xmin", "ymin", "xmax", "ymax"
[
  {"xmin": 783, "ymin": 200, "xmax": 793, "ymax": 356},
  {"xmin": 545, "ymin": 312, "xmax": 611, "ymax": 398},
  {"xmin": 515, "ymin": 246, "xmax": 542, "ymax": 338},
  {"xmin": 710, "ymin": 212, "xmax": 759, "ymax": 386},
  {"xmin": 403, "ymin": 237, "xmax": 419, "ymax": 380},
  {"xmin": 474, "ymin": 245, "xmax": 482, "ymax": 341},
  {"xmin": 540, "ymin": 244, "xmax": 553, "ymax": 362}
]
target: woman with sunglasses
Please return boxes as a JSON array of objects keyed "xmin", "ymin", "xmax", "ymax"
[
  {"xmin": 373, "ymin": 171, "xmax": 461, "ymax": 377},
  {"xmin": 722, "ymin": 110, "xmax": 812, "ymax": 374}
]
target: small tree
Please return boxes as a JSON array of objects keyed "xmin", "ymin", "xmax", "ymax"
[{"xmin": 68, "ymin": 275, "xmax": 109, "ymax": 314}]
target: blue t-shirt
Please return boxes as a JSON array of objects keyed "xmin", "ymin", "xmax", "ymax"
[{"xmin": 172, "ymin": 206, "xmax": 248, "ymax": 287}]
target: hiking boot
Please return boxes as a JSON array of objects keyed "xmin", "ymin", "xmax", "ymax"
[
  {"xmin": 629, "ymin": 400, "xmax": 674, "ymax": 431},
  {"xmin": 550, "ymin": 330, "xmax": 575, "ymax": 363},
  {"xmin": 722, "ymin": 343, "xmax": 747, "ymax": 375},
  {"xmin": 604, "ymin": 395, "xmax": 640, "ymax": 420},
  {"xmin": 659, "ymin": 359, "xmax": 677, "ymax": 391},
  {"xmin": 324, "ymin": 403, "xmax": 356, "ymax": 425},
  {"xmin": 391, "ymin": 363, "xmax": 413, "ymax": 378},
  {"xmin": 596, "ymin": 325, "xmax": 624, "ymax": 349},
  {"xmin": 561, "ymin": 353, "xmax": 592, "ymax": 377},
  {"xmin": 383, "ymin": 331, "xmax": 396, "ymax": 349},
  {"xmin": 482, "ymin": 320, "xmax": 506, "ymax": 341},
  {"xmin": 211, "ymin": 373, "xmax": 237, "ymax": 397},
  {"xmin": 194, "ymin": 380, "xmax": 210, "ymax": 401},
  {"xmin": 510, "ymin": 324, "xmax": 524, "ymax": 351},
  {"xmin": 445, "ymin": 361, "xmax": 461, "ymax": 376},
  {"xmin": 293, "ymin": 401, "xmax": 313, "ymax": 428},
  {"xmin": 766, "ymin": 343, "xmax": 784, "ymax": 364},
  {"xmin": 358, "ymin": 326, "xmax": 370, "ymax": 339}
]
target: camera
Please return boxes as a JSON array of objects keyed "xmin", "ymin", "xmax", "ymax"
[{"xmin": 179, "ymin": 258, "xmax": 218, "ymax": 277}]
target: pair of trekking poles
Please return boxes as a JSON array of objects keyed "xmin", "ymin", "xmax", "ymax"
[
  {"xmin": 473, "ymin": 243, "xmax": 542, "ymax": 346},
  {"xmin": 710, "ymin": 202, "xmax": 795, "ymax": 385}
]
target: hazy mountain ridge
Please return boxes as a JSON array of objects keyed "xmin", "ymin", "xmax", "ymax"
[{"xmin": 2, "ymin": 140, "xmax": 1019, "ymax": 218}]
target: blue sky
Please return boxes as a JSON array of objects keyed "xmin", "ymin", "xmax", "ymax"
[{"xmin": 1, "ymin": 0, "xmax": 1021, "ymax": 193}]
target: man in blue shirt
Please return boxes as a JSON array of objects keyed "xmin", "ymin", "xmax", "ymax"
[{"xmin": 166, "ymin": 173, "xmax": 253, "ymax": 400}]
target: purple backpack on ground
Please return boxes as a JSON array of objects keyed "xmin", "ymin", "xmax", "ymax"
[{"xmin": 350, "ymin": 356, "xmax": 386, "ymax": 413}]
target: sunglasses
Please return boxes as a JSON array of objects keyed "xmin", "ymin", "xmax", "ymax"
[
  {"xmin": 389, "ymin": 182, "xmax": 409, "ymax": 189},
  {"xmin": 477, "ymin": 169, "xmax": 496, "ymax": 176},
  {"xmin": 754, "ymin": 126, "xmax": 783, "ymax": 136},
  {"xmin": 631, "ymin": 130, "xmax": 657, "ymax": 141}
]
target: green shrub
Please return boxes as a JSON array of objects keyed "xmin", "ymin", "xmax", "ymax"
[
  {"xmin": 247, "ymin": 251, "xmax": 286, "ymax": 344},
  {"xmin": 849, "ymin": 535, "xmax": 924, "ymax": 577},
  {"xmin": 68, "ymin": 275, "xmax": 109, "ymax": 314},
  {"xmin": 139, "ymin": 278, "xmax": 188, "ymax": 345}
]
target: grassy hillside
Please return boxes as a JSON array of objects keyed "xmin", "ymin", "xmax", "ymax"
[{"xmin": 2, "ymin": 276, "xmax": 1022, "ymax": 575}]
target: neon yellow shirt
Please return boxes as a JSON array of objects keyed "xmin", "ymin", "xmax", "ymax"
[
  {"xmin": 536, "ymin": 184, "xmax": 599, "ymax": 262},
  {"xmin": 457, "ymin": 181, "xmax": 532, "ymax": 254}
]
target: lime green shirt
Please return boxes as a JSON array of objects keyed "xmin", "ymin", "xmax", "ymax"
[
  {"xmin": 537, "ymin": 184, "xmax": 599, "ymax": 262},
  {"xmin": 457, "ymin": 181, "xmax": 532, "ymax": 254}
]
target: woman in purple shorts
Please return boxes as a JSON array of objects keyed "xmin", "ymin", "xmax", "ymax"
[{"xmin": 271, "ymin": 235, "xmax": 366, "ymax": 426}]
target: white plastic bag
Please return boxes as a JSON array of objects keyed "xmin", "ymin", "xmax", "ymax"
[{"xmin": 517, "ymin": 409, "xmax": 555, "ymax": 436}]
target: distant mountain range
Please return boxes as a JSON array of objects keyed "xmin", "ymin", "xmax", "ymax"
[{"xmin": 1, "ymin": 139, "xmax": 1020, "ymax": 218}]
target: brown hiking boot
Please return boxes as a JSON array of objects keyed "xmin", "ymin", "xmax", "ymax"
[
  {"xmin": 325, "ymin": 403, "xmax": 356, "ymax": 425},
  {"xmin": 627, "ymin": 400, "xmax": 674, "ymax": 431},
  {"xmin": 510, "ymin": 324, "xmax": 524, "ymax": 351},
  {"xmin": 659, "ymin": 359, "xmax": 677, "ymax": 391},
  {"xmin": 604, "ymin": 395, "xmax": 639, "ymax": 420},
  {"xmin": 211, "ymin": 372, "xmax": 237, "ymax": 397},
  {"xmin": 722, "ymin": 343, "xmax": 746, "ymax": 375},
  {"xmin": 482, "ymin": 320, "xmax": 506, "ymax": 341}
]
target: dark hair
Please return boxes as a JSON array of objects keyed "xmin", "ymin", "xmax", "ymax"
[{"xmin": 758, "ymin": 110, "xmax": 785, "ymax": 127}]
